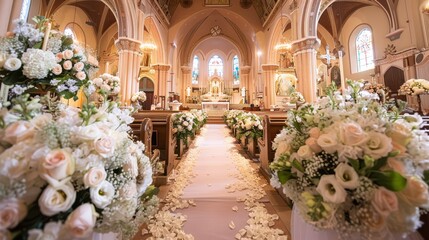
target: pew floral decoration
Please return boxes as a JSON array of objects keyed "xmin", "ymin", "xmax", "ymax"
[
  {"xmin": 172, "ymin": 112, "xmax": 197, "ymax": 146},
  {"xmin": 131, "ymin": 91, "xmax": 147, "ymax": 103},
  {"xmin": 223, "ymin": 110, "xmax": 245, "ymax": 129},
  {"xmin": 363, "ymin": 81, "xmax": 390, "ymax": 102},
  {"xmin": 88, "ymin": 73, "xmax": 120, "ymax": 96},
  {"xmin": 234, "ymin": 112, "xmax": 263, "ymax": 140},
  {"xmin": 398, "ymin": 78, "xmax": 429, "ymax": 96},
  {"xmin": 0, "ymin": 94, "xmax": 158, "ymax": 239},
  {"xmin": 0, "ymin": 16, "xmax": 97, "ymax": 100},
  {"xmin": 190, "ymin": 109, "xmax": 208, "ymax": 131},
  {"xmin": 270, "ymin": 80, "xmax": 429, "ymax": 239}
]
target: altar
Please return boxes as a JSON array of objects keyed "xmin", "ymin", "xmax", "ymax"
[
  {"xmin": 200, "ymin": 70, "xmax": 231, "ymax": 103},
  {"xmin": 201, "ymin": 101, "xmax": 229, "ymax": 111}
]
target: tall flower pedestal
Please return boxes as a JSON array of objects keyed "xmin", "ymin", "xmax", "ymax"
[
  {"xmin": 170, "ymin": 102, "xmax": 182, "ymax": 111},
  {"xmin": 291, "ymin": 206, "xmax": 423, "ymax": 240}
]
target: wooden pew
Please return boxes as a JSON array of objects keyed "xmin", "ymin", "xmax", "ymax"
[
  {"xmin": 132, "ymin": 111, "xmax": 177, "ymax": 185},
  {"xmin": 256, "ymin": 112, "xmax": 288, "ymax": 180}
]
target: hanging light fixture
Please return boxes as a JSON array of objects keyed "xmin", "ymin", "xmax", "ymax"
[
  {"xmin": 423, "ymin": 1, "xmax": 429, "ymax": 14},
  {"xmin": 140, "ymin": 38, "xmax": 157, "ymax": 52},
  {"xmin": 274, "ymin": 14, "xmax": 291, "ymax": 53}
]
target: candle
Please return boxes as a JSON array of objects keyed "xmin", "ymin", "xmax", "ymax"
[
  {"xmin": 42, "ymin": 22, "xmax": 52, "ymax": 51},
  {"xmin": 105, "ymin": 61, "xmax": 110, "ymax": 73}
]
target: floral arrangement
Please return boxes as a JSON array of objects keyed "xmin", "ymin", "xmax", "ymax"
[
  {"xmin": 399, "ymin": 78, "xmax": 429, "ymax": 96},
  {"xmin": 190, "ymin": 109, "xmax": 207, "ymax": 130},
  {"xmin": 234, "ymin": 112, "xmax": 263, "ymax": 139},
  {"xmin": 88, "ymin": 73, "xmax": 120, "ymax": 97},
  {"xmin": 0, "ymin": 16, "xmax": 96, "ymax": 100},
  {"xmin": 363, "ymin": 81, "xmax": 390, "ymax": 102},
  {"xmin": 223, "ymin": 110, "xmax": 245, "ymax": 129},
  {"xmin": 0, "ymin": 94, "xmax": 158, "ymax": 239},
  {"xmin": 289, "ymin": 91, "xmax": 305, "ymax": 104},
  {"xmin": 130, "ymin": 91, "xmax": 147, "ymax": 103},
  {"xmin": 270, "ymin": 80, "xmax": 429, "ymax": 239},
  {"xmin": 172, "ymin": 112, "xmax": 197, "ymax": 145}
]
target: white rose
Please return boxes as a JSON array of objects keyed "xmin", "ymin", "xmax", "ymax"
[
  {"xmin": 3, "ymin": 57, "xmax": 22, "ymax": 71},
  {"xmin": 72, "ymin": 125, "xmax": 102, "ymax": 142},
  {"xmin": 0, "ymin": 198, "xmax": 27, "ymax": 230},
  {"xmin": 51, "ymin": 64, "xmax": 62, "ymax": 75},
  {"xmin": 334, "ymin": 163, "xmax": 359, "ymax": 189},
  {"xmin": 75, "ymin": 71, "xmax": 86, "ymax": 81},
  {"xmin": 400, "ymin": 176, "xmax": 429, "ymax": 208},
  {"xmin": 28, "ymin": 221, "xmax": 62, "ymax": 240},
  {"xmin": 73, "ymin": 62, "xmax": 84, "ymax": 71},
  {"xmin": 64, "ymin": 203, "xmax": 98, "ymax": 238},
  {"xmin": 182, "ymin": 121, "xmax": 189, "ymax": 127},
  {"xmin": 305, "ymin": 137, "xmax": 322, "ymax": 153},
  {"xmin": 363, "ymin": 132, "xmax": 393, "ymax": 159},
  {"xmin": 63, "ymin": 50, "xmax": 74, "ymax": 60},
  {"xmin": 83, "ymin": 167, "xmax": 106, "ymax": 188},
  {"xmin": 55, "ymin": 52, "xmax": 63, "ymax": 62},
  {"xmin": 38, "ymin": 182, "xmax": 76, "ymax": 216},
  {"xmin": 339, "ymin": 122, "xmax": 368, "ymax": 146},
  {"xmin": 40, "ymin": 149, "xmax": 75, "ymax": 187},
  {"xmin": 62, "ymin": 60, "xmax": 72, "ymax": 70},
  {"xmin": 308, "ymin": 127, "xmax": 321, "ymax": 138},
  {"xmin": 3, "ymin": 121, "xmax": 34, "ymax": 144},
  {"xmin": 297, "ymin": 145, "xmax": 312, "ymax": 159},
  {"xmin": 317, "ymin": 133, "xmax": 338, "ymax": 154},
  {"xmin": 316, "ymin": 175, "xmax": 347, "ymax": 204},
  {"xmin": 388, "ymin": 123, "xmax": 411, "ymax": 148},
  {"xmin": 92, "ymin": 77, "xmax": 103, "ymax": 87},
  {"xmin": 187, "ymin": 125, "xmax": 192, "ymax": 131},
  {"xmin": 94, "ymin": 137, "xmax": 115, "ymax": 157},
  {"xmin": 274, "ymin": 141, "xmax": 290, "ymax": 160},
  {"xmin": 371, "ymin": 187, "xmax": 398, "ymax": 217},
  {"xmin": 90, "ymin": 180, "xmax": 115, "ymax": 208}
]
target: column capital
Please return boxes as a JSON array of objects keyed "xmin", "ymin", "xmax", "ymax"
[
  {"xmin": 261, "ymin": 64, "xmax": 279, "ymax": 72},
  {"xmin": 152, "ymin": 64, "xmax": 171, "ymax": 71},
  {"xmin": 115, "ymin": 37, "xmax": 142, "ymax": 54},
  {"xmin": 181, "ymin": 65, "xmax": 192, "ymax": 74},
  {"xmin": 291, "ymin": 37, "xmax": 321, "ymax": 53},
  {"xmin": 240, "ymin": 66, "xmax": 251, "ymax": 74}
]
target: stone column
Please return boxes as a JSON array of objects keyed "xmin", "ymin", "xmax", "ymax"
[
  {"xmin": 292, "ymin": 37, "xmax": 320, "ymax": 103},
  {"xmin": 181, "ymin": 66, "xmax": 192, "ymax": 102},
  {"xmin": 153, "ymin": 64, "xmax": 171, "ymax": 100},
  {"xmin": 115, "ymin": 37, "xmax": 143, "ymax": 105},
  {"xmin": 261, "ymin": 64, "xmax": 279, "ymax": 108},
  {"xmin": 240, "ymin": 66, "xmax": 251, "ymax": 103}
]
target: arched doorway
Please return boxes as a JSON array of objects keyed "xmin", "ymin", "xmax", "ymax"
[
  {"xmin": 139, "ymin": 77, "xmax": 154, "ymax": 110},
  {"xmin": 384, "ymin": 66, "xmax": 406, "ymax": 101}
]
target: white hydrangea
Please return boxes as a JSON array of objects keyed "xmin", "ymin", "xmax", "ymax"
[{"xmin": 21, "ymin": 49, "xmax": 56, "ymax": 79}]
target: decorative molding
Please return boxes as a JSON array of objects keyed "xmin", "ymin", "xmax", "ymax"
[
  {"xmin": 240, "ymin": 66, "xmax": 252, "ymax": 74},
  {"xmin": 181, "ymin": 66, "xmax": 192, "ymax": 74},
  {"xmin": 291, "ymin": 37, "xmax": 321, "ymax": 53},
  {"xmin": 152, "ymin": 64, "xmax": 171, "ymax": 71},
  {"xmin": 115, "ymin": 37, "xmax": 143, "ymax": 54},
  {"xmin": 375, "ymin": 47, "xmax": 418, "ymax": 66},
  {"xmin": 262, "ymin": 64, "xmax": 279, "ymax": 71},
  {"xmin": 210, "ymin": 26, "xmax": 222, "ymax": 37},
  {"xmin": 385, "ymin": 28, "xmax": 404, "ymax": 41},
  {"xmin": 384, "ymin": 44, "xmax": 397, "ymax": 56}
]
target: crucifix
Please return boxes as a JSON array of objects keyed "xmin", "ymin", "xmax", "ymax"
[{"xmin": 319, "ymin": 45, "xmax": 336, "ymax": 75}]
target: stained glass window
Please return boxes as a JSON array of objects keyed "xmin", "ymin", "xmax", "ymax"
[
  {"xmin": 356, "ymin": 28, "xmax": 374, "ymax": 72},
  {"xmin": 233, "ymin": 55, "xmax": 240, "ymax": 85},
  {"xmin": 64, "ymin": 27, "xmax": 76, "ymax": 40},
  {"xmin": 192, "ymin": 55, "xmax": 199, "ymax": 84},
  {"xmin": 20, "ymin": 0, "xmax": 31, "ymax": 21},
  {"xmin": 208, "ymin": 55, "xmax": 223, "ymax": 77}
]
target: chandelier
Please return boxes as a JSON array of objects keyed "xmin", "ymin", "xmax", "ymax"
[
  {"xmin": 424, "ymin": 1, "xmax": 429, "ymax": 14},
  {"xmin": 274, "ymin": 37, "xmax": 291, "ymax": 53},
  {"xmin": 140, "ymin": 41, "xmax": 157, "ymax": 52}
]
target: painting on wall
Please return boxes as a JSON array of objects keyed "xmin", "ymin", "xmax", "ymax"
[
  {"xmin": 204, "ymin": 0, "xmax": 230, "ymax": 6},
  {"xmin": 275, "ymin": 72, "xmax": 297, "ymax": 96}
]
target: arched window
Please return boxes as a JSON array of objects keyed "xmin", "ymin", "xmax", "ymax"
[
  {"xmin": 356, "ymin": 28, "xmax": 374, "ymax": 72},
  {"xmin": 208, "ymin": 55, "xmax": 223, "ymax": 77},
  {"xmin": 233, "ymin": 55, "xmax": 240, "ymax": 85},
  {"xmin": 192, "ymin": 55, "xmax": 199, "ymax": 84},
  {"xmin": 64, "ymin": 27, "xmax": 76, "ymax": 40},
  {"xmin": 19, "ymin": 0, "xmax": 31, "ymax": 21}
]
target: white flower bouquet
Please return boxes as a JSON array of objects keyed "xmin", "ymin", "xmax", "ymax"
[
  {"xmin": 234, "ymin": 112, "xmax": 263, "ymax": 140},
  {"xmin": 172, "ymin": 112, "xmax": 196, "ymax": 145},
  {"xmin": 130, "ymin": 91, "xmax": 147, "ymax": 103},
  {"xmin": 0, "ymin": 94, "xmax": 158, "ymax": 239},
  {"xmin": 88, "ymin": 73, "xmax": 120, "ymax": 97},
  {"xmin": 399, "ymin": 79, "xmax": 429, "ymax": 96},
  {"xmin": 270, "ymin": 81, "xmax": 429, "ymax": 239},
  {"xmin": 289, "ymin": 91, "xmax": 305, "ymax": 104},
  {"xmin": 223, "ymin": 110, "xmax": 245, "ymax": 128},
  {"xmin": 0, "ymin": 16, "xmax": 96, "ymax": 100},
  {"xmin": 190, "ymin": 109, "xmax": 208, "ymax": 130}
]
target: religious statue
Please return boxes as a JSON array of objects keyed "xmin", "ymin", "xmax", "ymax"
[
  {"xmin": 275, "ymin": 73, "xmax": 297, "ymax": 96},
  {"xmin": 331, "ymin": 65, "xmax": 341, "ymax": 88},
  {"xmin": 211, "ymin": 80, "xmax": 220, "ymax": 94}
]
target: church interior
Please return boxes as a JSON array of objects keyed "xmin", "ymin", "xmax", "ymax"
[{"xmin": 1, "ymin": 0, "xmax": 429, "ymax": 239}]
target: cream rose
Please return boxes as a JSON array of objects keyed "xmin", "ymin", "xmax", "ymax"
[
  {"xmin": 317, "ymin": 133, "xmax": 338, "ymax": 154},
  {"xmin": 62, "ymin": 60, "xmax": 72, "ymax": 70},
  {"xmin": 372, "ymin": 187, "xmax": 398, "ymax": 217},
  {"xmin": 334, "ymin": 163, "xmax": 359, "ymax": 189},
  {"xmin": 3, "ymin": 57, "xmax": 22, "ymax": 71},
  {"xmin": 90, "ymin": 180, "xmax": 115, "ymax": 208},
  {"xmin": 63, "ymin": 50, "xmax": 74, "ymax": 60},
  {"xmin": 339, "ymin": 122, "xmax": 368, "ymax": 146},
  {"xmin": 308, "ymin": 127, "xmax": 321, "ymax": 138},
  {"xmin": 51, "ymin": 64, "xmax": 62, "ymax": 75},
  {"xmin": 0, "ymin": 198, "xmax": 27, "ymax": 230},
  {"xmin": 41, "ymin": 149, "xmax": 75, "ymax": 183},
  {"xmin": 3, "ymin": 121, "xmax": 34, "ymax": 144},
  {"xmin": 28, "ymin": 221, "xmax": 62, "ymax": 240},
  {"xmin": 275, "ymin": 141, "xmax": 290, "ymax": 160},
  {"xmin": 75, "ymin": 71, "xmax": 86, "ymax": 81},
  {"xmin": 386, "ymin": 158, "xmax": 406, "ymax": 175},
  {"xmin": 73, "ymin": 62, "xmax": 84, "ymax": 71},
  {"xmin": 72, "ymin": 125, "xmax": 102, "ymax": 142},
  {"xmin": 55, "ymin": 52, "xmax": 63, "ymax": 62},
  {"xmin": 363, "ymin": 132, "xmax": 393, "ymax": 159},
  {"xmin": 297, "ymin": 145, "xmax": 312, "ymax": 159},
  {"xmin": 83, "ymin": 167, "xmax": 106, "ymax": 188},
  {"xmin": 64, "ymin": 203, "xmax": 98, "ymax": 238},
  {"xmin": 38, "ymin": 182, "xmax": 76, "ymax": 216},
  {"xmin": 401, "ymin": 176, "xmax": 429, "ymax": 207},
  {"xmin": 305, "ymin": 137, "xmax": 322, "ymax": 153},
  {"xmin": 94, "ymin": 136, "xmax": 115, "ymax": 158},
  {"xmin": 316, "ymin": 175, "xmax": 347, "ymax": 204},
  {"xmin": 388, "ymin": 123, "xmax": 411, "ymax": 148},
  {"xmin": 92, "ymin": 78, "xmax": 103, "ymax": 87}
]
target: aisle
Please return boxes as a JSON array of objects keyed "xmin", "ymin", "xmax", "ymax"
[{"xmin": 144, "ymin": 124, "xmax": 290, "ymax": 240}]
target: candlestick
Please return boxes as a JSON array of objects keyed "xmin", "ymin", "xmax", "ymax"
[{"xmin": 42, "ymin": 22, "xmax": 52, "ymax": 51}]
